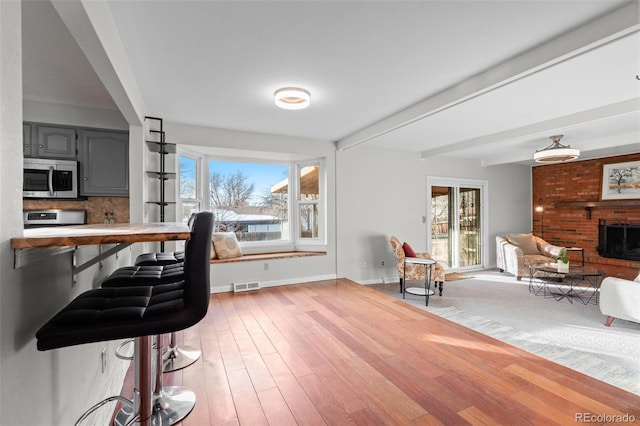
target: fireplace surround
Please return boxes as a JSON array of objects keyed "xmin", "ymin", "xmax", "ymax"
[{"xmin": 598, "ymin": 220, "xmax": 640, "ymax": 261}]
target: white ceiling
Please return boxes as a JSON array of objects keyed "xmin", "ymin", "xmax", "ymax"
[{"xmin": 22, "ymin": 1, "xmax": 640, "ymax": 166}]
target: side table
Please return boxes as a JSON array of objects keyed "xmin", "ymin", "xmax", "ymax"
[
  {"xmin": 565, "ymin": 247, "xmax": 584, "ymax": 266},
  {"xmin": 403, "ymin": 257, "xmax": 436, "ymax": 306}
]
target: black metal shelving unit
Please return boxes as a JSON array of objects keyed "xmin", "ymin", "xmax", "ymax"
[{"xmin": 144, "ymin": 116, "xmax": 176, "ymax": 250}]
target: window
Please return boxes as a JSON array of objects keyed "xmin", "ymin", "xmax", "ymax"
[
  {"xmin": 179, "ymin": 156, "xmax": 201, "ymax": 222},
  {"xmin": 209, "ymin": 159, "xmax": 289, "ymax": 242},
  {"xmin": 298, "ymin": 164, "xmax": 320, "ymax": 239},
  {"xmin": 205, "ymin": 158, "xmax": 324, "ymax": 246}
]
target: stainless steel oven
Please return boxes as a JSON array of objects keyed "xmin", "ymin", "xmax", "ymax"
[
  {"xmin": 23, "ymin": 209, "xmax": 86, "ymax": 228},
  {"xmin": 23, "ymin": 158, "xmax": 78, "ymax": 199}
]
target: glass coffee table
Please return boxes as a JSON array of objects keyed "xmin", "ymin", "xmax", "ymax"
[{"xmin": 529, "ymin": 263, "xmax": 605, "ymax": 305}]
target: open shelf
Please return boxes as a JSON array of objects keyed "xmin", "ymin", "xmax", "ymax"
[
  {"xmin": 146, "ymin": 140, "xmax": 176, "ymax": 154},
  {"xmin": 146, "ymin": 171, "xmax": 176, "ymax": 180},
  {"xmin": 146, "ymin": 201, "xmax": 176, "ymax": 207}
]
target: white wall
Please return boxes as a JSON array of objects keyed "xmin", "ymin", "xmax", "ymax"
[
  {"xmin": 0, "ymin": 9, "xmax": 132, "ymax": 424},
  {"xmin": 23, "ymin": 99, "xmax": 128, "ymax": 130},
  {"xmin": 335, "ymin": 146, "xmax": 532, "ymax": 283}
]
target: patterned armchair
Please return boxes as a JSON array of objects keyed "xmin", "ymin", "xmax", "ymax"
[{"xmin": 390, "ymin": 236, "xmax": 446, "ymax": 296}]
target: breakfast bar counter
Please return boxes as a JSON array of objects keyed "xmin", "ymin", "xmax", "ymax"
[
  {"xmin": 12, "ymin": 222, "xmax": 190, "ymax": 249},
  {"xmin": 11, "ymin": 222, "xmax": 190, "ymax": 271}
]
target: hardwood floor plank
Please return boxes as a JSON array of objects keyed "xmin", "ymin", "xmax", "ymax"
[
  {"xmin": 202, "ymin": 354, "xmax": 238, "ymax": 424},
  {"xmin": 261, "ymin": 352, "xmax": 327, "ymax": 425},
  {"xmin": 180, "ymin": 367, "xmax": 211, "ymax": 426},
  {"xmin": 256, "ymin": 387, "xmax": 298, "ymax": 426},
  {"xmin": 344, "ymin": 356, "xmax": 428, "ymax": 420},
  {"xmin": 348, "ymin": 407, "xmax": 387, "ymax": 426},
  {"xmin": 116, "ymin": 279, "xmax": 640, "ymax": 425},
  {"xmin": 505, "ymin": 364, "xmax": 640, "ymax": 417},
  {"xmin": 297, "ymin": 373, "xmax": 357, "ymax": 425},
  {"xmin": 307, "ymin": 361, "xmax": 369, "ymax": 414},
  {"xmin": 226, "ymin": 368, "xmax": 269, "ymax": 426}
]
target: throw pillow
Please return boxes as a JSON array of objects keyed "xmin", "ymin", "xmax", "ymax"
[
  {"xmin": 210, "ymin": 240, "xmax": 218, "ymax": 260},
  {"xmin": 402, "ymin": 242, "xmax": 417, "ymax": 258},
  {"xmin": 507, "ymin": 233, "xmax": 540, "ymax": 255},
  {"xmin": 212, "ymin": 232, "xmax": 243, "ymax": 259}
]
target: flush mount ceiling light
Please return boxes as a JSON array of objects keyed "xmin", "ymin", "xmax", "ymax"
[
  {"xmin": 534, "ymin": 135, "xmax": 580, "ymax": 163},
  {"xmin": 274, "ymin": 87, "xmax": 310, "ymax": 110}
]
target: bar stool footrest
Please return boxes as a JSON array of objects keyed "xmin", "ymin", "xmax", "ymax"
[
  {"xmin": 114, "ymin": 386, "xmax": 195, "ymax": 426},
  {"xmin": 74, "ymin": 395, "xmax": 132, "ymax": 426}
]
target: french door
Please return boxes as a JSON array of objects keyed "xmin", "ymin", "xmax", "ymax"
[{"xmin": 427, "ymin": 178, "xmax": 487, "ymax": 271}]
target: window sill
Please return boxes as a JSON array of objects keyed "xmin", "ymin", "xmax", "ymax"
[{"xmin": 210, "ymin": 251, "xmax": 326, "ymax": 264}]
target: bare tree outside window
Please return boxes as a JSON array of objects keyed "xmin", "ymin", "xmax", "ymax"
[{"xmin": 209, "ymin": 161, "xmax": 289, "ymax": 241}]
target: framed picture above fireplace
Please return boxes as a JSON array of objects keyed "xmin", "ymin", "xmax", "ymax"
[{"xmin": 601, "ymin": 160, "xmax": 640, "ymax": 200}]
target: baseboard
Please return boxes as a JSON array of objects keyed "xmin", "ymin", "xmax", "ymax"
[{"xmin": 210, "ymin": 273, "xmax": 338, "ymax": 293}]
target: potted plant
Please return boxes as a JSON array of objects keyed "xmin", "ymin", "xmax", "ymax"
[{"xmin": 556, "ymin": 249, "xmax": 569, "ymax": 272}]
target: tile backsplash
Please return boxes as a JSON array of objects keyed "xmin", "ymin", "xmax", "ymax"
[{"xmin": 23, "ymin": 197, "xmax": 130, "ymax": 224}]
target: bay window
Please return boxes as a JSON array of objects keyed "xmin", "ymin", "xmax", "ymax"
[{"xmin": 178, "ymin": 151, "xmax": 324, "ymax": 249}]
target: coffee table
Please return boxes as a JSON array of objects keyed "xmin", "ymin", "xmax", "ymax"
[
  {"xmin": 403, "ymin": 257, "xmax": 436, "ymax": 306},
  {"xmin": 529, "ymin": 263, "xmax": 605, "ymax": 305}
]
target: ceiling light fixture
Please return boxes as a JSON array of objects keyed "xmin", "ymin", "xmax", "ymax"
[
  {"xmin": 534, "ymin": 135, "xmax": 580, "ymax": 163},
  {"xmin": 274, "ymin": 87, "xmax": 310, "ymax": 110}
]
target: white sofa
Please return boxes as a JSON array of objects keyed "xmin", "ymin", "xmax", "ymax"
[
  {"xmin": 496, "ymin": 233, "xmax": 564, "ymax": 281},
  {"xmin": 599, "ymin": 273, "xmax": 640, "ymax": 326}
]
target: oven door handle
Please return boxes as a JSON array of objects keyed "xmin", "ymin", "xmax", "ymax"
[{"xmin": 48, "ymin": 166, "xmax": 55, "ymax": 196}]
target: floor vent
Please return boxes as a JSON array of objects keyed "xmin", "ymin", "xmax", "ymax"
[{"xmin": 233, "ymin": 281, "xmax": 261, "ymax": 293}]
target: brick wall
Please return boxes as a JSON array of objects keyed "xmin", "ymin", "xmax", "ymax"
[{"xmin": 532, "ymin": 153, "xmax": 640, "ymax": 280}]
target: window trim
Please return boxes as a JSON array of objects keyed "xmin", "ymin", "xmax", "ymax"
[
  {"xmin": 203, "ymin": 155, "xmax": 326, "ymax": 252},
  {"xmin": 294, "ymin": 159, "xmax": 324, "ymax": 245},
  {"xmin": 177, "ymin": 150, "xmax": 203, "ymax": 222}
]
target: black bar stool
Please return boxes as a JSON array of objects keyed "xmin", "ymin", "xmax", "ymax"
[
  {"xmin": 102, "ymin": 239, "xmax": 199, "ymax": 372},
  {"xmin": 36, "ymin": 212, "xmax": 213, "ymax": 426},
  {"xmin": 102, "ymin": 262, "xmax": 201, "ymax": 372}
]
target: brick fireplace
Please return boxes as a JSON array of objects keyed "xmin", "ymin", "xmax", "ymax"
[{"xmin": 532, "ymin": 152, "xmax": 640, "ymax": 280}]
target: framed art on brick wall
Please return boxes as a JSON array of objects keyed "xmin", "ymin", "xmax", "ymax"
[{"xmin": 601, "ymin": 160, "xmax": 640, "ymax": 200}]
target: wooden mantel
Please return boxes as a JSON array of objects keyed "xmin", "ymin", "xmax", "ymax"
[{"xmin": 554, "ymin": 200, "xmax": 640, "ymax": 219}]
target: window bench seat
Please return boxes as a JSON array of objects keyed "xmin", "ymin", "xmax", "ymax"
[{"xmin": 210, "ymin": 251, "xmax": 326, "ymax": 264}]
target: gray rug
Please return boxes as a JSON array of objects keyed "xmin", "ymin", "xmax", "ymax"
[{"xmin": 369, "ymin": 269, "xmax": 640, "ymax": 396}]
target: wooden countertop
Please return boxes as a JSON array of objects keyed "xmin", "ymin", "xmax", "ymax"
[{"xmin": 12, "ymin": 222, "xmax": 190, "ymax": 249}]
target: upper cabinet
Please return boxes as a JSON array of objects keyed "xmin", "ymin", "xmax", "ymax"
[
  {"xmin": 35, "ymin": 125, "xmax": 77, "ymax": 159},
  {"xmin": 23, "ymin": 121, "xmax": 129, "ymax": 197},
  {"xmin": 24, "ymin": 123, "xmax": 77, "ymax": 159},
  {"xmin": 22, "ymin": 124, "xmax": 32, "ymax": 157},
  {"xmin": 78, "ymin": 129, "xmax": 129, "ymax": 197}
]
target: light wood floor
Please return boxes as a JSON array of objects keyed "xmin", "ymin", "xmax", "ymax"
[{"xmin": 122, "ymin": 278, "xmax": 640, "ymax": 425}]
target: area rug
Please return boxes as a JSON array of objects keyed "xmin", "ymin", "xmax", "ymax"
[{"xmin": 369, "ymin": 269, "xmax": 640, "ymax": 396}]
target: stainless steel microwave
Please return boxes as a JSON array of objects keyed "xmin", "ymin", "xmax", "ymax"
[{"xmin": 23, "ymin": 158, "xmax": 78, "ymax": 199}]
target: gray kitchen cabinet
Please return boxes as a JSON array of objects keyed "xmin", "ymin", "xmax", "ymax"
[
  {"xmin": 23, "ymin": 124, "xmax": 32, "ymax": 157},
  {"xmin": 79, "ymin": 129, "xmax": 129, "ymax": 196},
  {"xmin": 35, "ymin": 125, "xmax": 77, "ymax": 159}
]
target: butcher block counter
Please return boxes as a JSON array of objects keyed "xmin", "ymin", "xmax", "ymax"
[
  {"xmin": 12, "ymin": 222, "xmax": 190, "ymax": 249},
  {"xmin": 11, "ymin": 222, "xmax": 190, "ymax": 271}
]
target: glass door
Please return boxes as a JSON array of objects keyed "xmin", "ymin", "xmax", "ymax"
[{"xmin": 428, "ymin": 179, "xmax": 485, "ymax": 271}]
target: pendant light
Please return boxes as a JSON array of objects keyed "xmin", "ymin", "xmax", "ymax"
[{"xmin": 534, "ymin": 135, "xmax": 580, "ymax": 163}]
